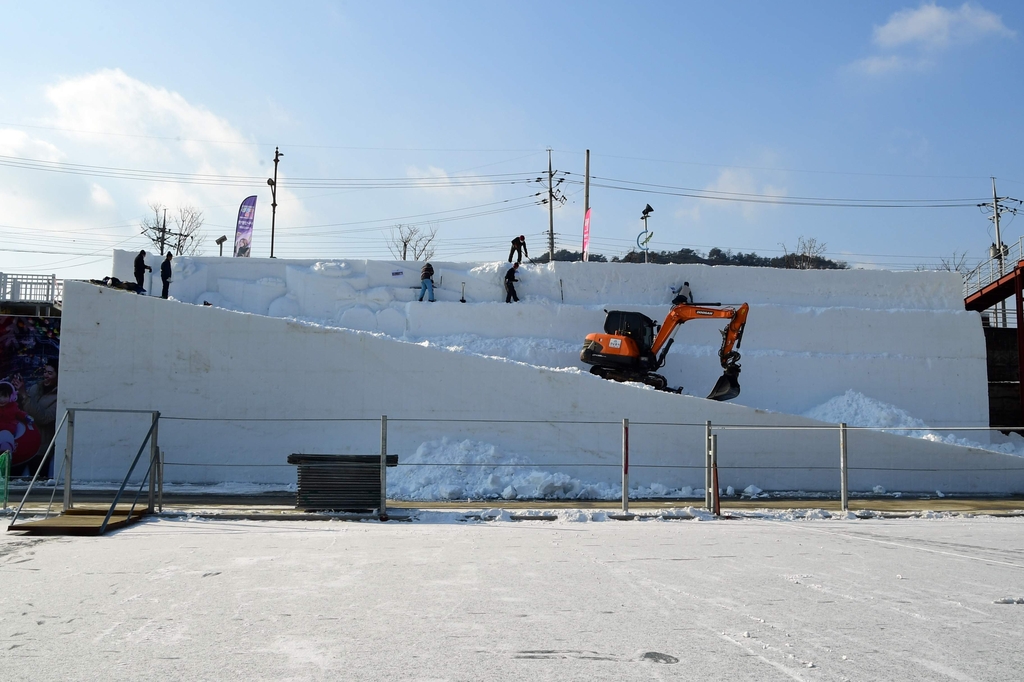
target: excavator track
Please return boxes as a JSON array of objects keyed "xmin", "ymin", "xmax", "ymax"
[{"xmin": 589, "ymin": 366, "xmax": 682, "ymax": 394}]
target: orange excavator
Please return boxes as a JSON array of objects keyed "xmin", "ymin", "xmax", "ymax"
[{"xmin": 580, "ymin": 302, "xmax": 749, "ymax": 400}]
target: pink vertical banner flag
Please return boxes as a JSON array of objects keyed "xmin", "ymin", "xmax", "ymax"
[{"xmin": 582, "ymin": 207, "xmax": 592, "ymax": 262}]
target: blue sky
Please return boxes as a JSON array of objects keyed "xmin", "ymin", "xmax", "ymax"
[{"xmin": 1, "ymin": 1, "xmax": 1022, "ymax": 279}]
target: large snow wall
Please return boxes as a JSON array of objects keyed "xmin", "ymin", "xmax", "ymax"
[
  {"xmin": 115, "ymin": 250, "xmax": 988, "ymax": 426},
  {"xmin": 57, "ymin": 278, "xmax": 1024, "ymax": 494}
]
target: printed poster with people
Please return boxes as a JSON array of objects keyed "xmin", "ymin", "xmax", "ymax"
[{"xmin": 0, "ymin": 316, "xmax": 60, "ymax": 478}]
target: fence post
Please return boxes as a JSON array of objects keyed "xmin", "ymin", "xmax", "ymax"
[
  {"xmin": 148, "ymin": 411, "xmax": 159, "ymax": 513},
  {"xmin": 840, "ymin": 422, "xmax": 849, "ymax": 512},
  {"xmin": 705, "ymin": 421, "xmax": 712, "ymax": 511},
  {"xmin": 158, "ymin": 448, "xmax": 164, "ymax": 512},
  {"xmin": 621, "ymin": 418, "xmax": 629, "ymax": 513},
  {"xmin": 711, "ymin": 434, "xmax": 720, "ymax": 516},
  {"xmin": 63, "ymin": 408, "xmax": 75, "ymax": 511},
  {"xmin": 379, "ymin": 415, "xmax": 388, "ymax": 521}
]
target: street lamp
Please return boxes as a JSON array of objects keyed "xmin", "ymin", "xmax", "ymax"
[
  {"xmin": 639, "ymin": 204, "xmax": 654, "ymax": 264},
  {"xmin": 215, "ymin": 235, "xmax": 227, "ymax": 257},
  {"xmin": 268, "ymin": 147, "xmax": 283, "ymax": 258}
]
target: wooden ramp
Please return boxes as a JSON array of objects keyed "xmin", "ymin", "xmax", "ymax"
[{"xmin": 7, "ymin": 505, "xmax": 151, "ymax": 536}]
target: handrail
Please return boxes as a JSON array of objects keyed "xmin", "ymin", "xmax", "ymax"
[
  {"xmin": 98, "ymin": 418, "xmax": 159, "ymax": 535},
  {"xmin": 963, "ymin": 235, "xmax": 1024, "ymax": 299},
  {"xmin": 8, "ymin": 410, "xmax": 70, "ymax": 528}
]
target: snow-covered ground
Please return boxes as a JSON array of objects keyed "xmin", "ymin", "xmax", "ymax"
[{"xmin": 3, "ymin": 515, "xmax": 1023, "ymax": 680}]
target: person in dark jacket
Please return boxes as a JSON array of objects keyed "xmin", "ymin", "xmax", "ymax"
[
  {"xmin": 419, "ymin": 262, "xmax": 435, "ymax": 302},
  {"xmin": 134, "ymin": 250, "xmax": 152, "ymax": 293},
  {"xmin": 504, "ymin": 263, "xmax": 520, "ymax": 303},
  {"xmin": 160, "ymin": 252, "xmax": 173, "ymax": 299},
  {"xmin": 508, "ymin": 235, "xmax": 528, "ymax": 264}
]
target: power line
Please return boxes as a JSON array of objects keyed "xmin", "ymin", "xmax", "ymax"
[{"xmin": 566, "ymin": 176, "xmax": 985, "ymax": 208}]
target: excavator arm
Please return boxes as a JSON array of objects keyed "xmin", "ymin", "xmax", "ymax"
[{"xmin": 651, "ymin": 303, "xmax": 749, "ymax": 400}]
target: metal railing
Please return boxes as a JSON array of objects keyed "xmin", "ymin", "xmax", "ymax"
[
  {"xmin": 963, "ymin": 237, "xmax": 1024, "ymax": 299},
  {"xmin": 15, "ymin": 412, "xmax": 1023, "ymax": 524},
  {"xmin": 8, "ymin": 408, "xmax": 161, "ymax": 532},
  {"xmin": 0, "ymin": 273, "xmax": 63, "ymax": 304}
]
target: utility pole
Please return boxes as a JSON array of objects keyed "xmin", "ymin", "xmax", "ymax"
[
  {"xmin": 159, "ymin": 208, "xmax": 168, "ymax": 255},
  {"xmin": 980, "ymin": 178, "xmax": 1023, "ymax": 327},
  {"xmin": 583, "ymin": 149, "xmax": 590, "ymax": 260},
  {"xmin": 268, "ymin": 147, "xmax": 283, "ymax": 258},
  {"xmin": 547, "ymin": 149, "xmax": 555, "ymax": 260}
]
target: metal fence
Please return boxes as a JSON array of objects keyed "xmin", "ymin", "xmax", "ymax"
[{"xmin": 13, "ymin": 412, "xmax": 1024, "ymax": 521}]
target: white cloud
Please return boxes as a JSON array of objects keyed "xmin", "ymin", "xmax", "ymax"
[
  {"xmin": 405, "ymin": 165, "xmax": 496, "ymax": 201},
  {"xmin": 703, "ymin": 168, "xmax": 787, "ymax": 221},
  {"xmin": 0, "ymin": 128, "xmax": 63, "ymax": 160},
  {"xmin": 1, "ymin": 69, "xmax": 310, "ymax": 277},
  {"xmin": 851, "ymin": 54, "xmax": 928, "ymax": 75},
  {"xmin": 873, "ymin": 2, "xmax": 1014, "ymax": 50},
  {"xmin": 89, "ymin": 183, "xmax": 115, "ymax": 207},
  {"xmin": 852, "ymin": 3, "xmax": 1015, "ymax": 75}
]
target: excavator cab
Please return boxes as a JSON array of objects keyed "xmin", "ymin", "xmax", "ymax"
[{"xmin": 603, "ymin": 311, "xmax": 658, "ymax": 364}]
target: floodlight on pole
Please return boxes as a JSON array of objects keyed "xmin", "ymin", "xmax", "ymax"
[
  {"xmin": 215, "ymin": 235, "xmax": 227, "ymax": 257},
  {"xmin": 639, "ymin": 204, "xmax": 654, "ymax": 264}
]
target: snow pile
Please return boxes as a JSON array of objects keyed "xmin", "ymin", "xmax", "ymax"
[
  {"xmin": 804, "ymin": 389, "xmax": 1024, "ymax": 458},
  {"xmin": 387, "ymin": 437, "xmax": 706, "ymax": 501}
]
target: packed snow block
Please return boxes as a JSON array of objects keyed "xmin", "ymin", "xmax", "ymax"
[
  {"xmin": 57, "ymin": 280, "xmax": 1024, "ymax": 493},
  {"xmin": 339, "ymin": 306, "xmax": 377, "ymax": 332},
  {"xmin": 268, "ymin": 294, "xmax": 301, "ymax": 317},
  {"xmin": 376, "ymin": 307, "xmax": 406, "ymax": 337},
  {"xmin": 284, "ymin": 265, "xmax": 356, "ymax": 318},
  {"xmin": 366, "ymin": 260, "xmax": 423, "ymax": 288},
  {"xmin": 407, "ymin": 300, "xmax": 604, "ymax": 341},
  {"xmin": 215, "ymin": 277, "xmax": 287, "ymax": 315},
  {"xmin": 359, "ymin": 287, "xmax": 394, "ymax": 310},
  {"xmin": 492, "ymin": 261, "xmax": 961, "ymax": 310},
  {"xmin": 310, "ymin": 260, "xmax": 355, "ymax": 277}
]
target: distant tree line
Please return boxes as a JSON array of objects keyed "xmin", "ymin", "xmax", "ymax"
[{"xmin": 612, "ymin": 236, "xmax": 848, "ymax": 270}]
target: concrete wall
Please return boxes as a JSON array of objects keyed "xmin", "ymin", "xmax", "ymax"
[{"xmin": 57, "ymin": 281, "xmax": 1024, "ymax": 493}]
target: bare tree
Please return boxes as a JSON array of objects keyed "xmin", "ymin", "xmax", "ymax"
[
  {"xmin": 386, "ymin": 224, "xmax": 437, "ymax": 261},
  {"xmin": 937, "ymin": 251, "xmax": 970, "ymax": 273},
  {"xmin": 780, "ymin": 236, "xmax": 829, "ymax": 269},
  {"xmin": 140, "ymin": 202, "xmax": 205, "ymax": 255}
]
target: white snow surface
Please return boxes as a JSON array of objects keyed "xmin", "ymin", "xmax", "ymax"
[
  {"xmin": 52, "ymin": 252, "xmax": 1018, "ymax": 496},
  {"xmin": 115, "ymin": 250, "xmax": 987, "ymax": 426},
  {"xmin": 805, "ymin": 389, "xmax": 1024, "ymax": 458},
  {"xmin": 3, "ymin": 515, "xmax": 1024, "ymax": 680}
]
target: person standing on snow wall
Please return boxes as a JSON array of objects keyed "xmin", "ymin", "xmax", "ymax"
[
  {"xmin": 508, "ymin": 235, "xmax": 528, "ymax": 264},
  {"xmin": 134, "ymin": 250, "xmax": 152, "ymax": 294},
  {"xmin": 419, "ymin": 262, "xmax": 435, "ymax": 302},
  {"xmin": 160, "ymin": 252, "xmax": 173, "ymax": 299},
  {"xmin": 504, "ymin": 262, "xmax": 520, "ymax": 303}
]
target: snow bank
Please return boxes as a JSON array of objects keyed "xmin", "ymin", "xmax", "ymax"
[
  {"xmin": 51, "ymin": 254, "xmax": 1019, "ymax": 493},
  {"xmin": 111, "ymin": 250, "xmax": 988, "ymax": 426}
]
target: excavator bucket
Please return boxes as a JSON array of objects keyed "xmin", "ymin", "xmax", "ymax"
[{"xmin": 706, "ymin": 370, "xmax": 741, "ymax": 402}]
